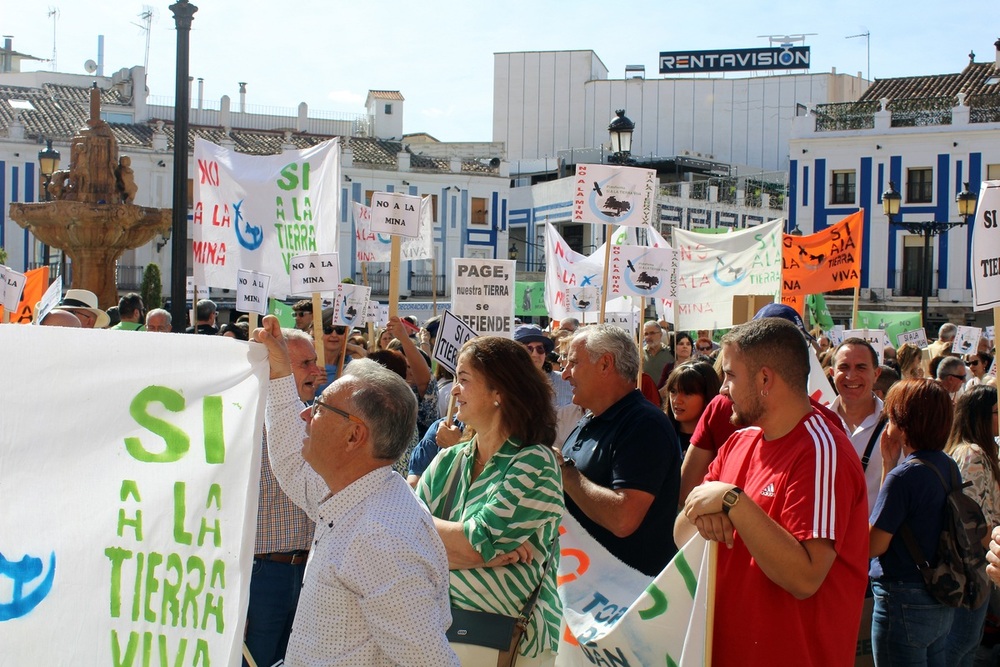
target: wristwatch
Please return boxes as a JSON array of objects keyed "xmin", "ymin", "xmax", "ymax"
[{"xmin": 722, "ymin": 487, "xmax": 743, "ymax": 514}]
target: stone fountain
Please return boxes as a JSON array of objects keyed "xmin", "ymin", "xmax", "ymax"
[{"xmin": 9, "ymin": 84, "xmax": 171, "ymax": 309}]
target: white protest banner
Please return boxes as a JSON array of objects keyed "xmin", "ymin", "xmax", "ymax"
[
  {"xmin": 829, "ymin": 325, "xmax": 846, "ymax": 346},
  {"xmin": 1, "ymin": 266, "xmax": 27, "ymax": 312},
  {"xmin": 366, "ymin": 300, "xmax": 382, "ymax": 326},
  {"xmin": 544, "ymin": 224, "xmax": 604, "ymax": 321},
  {"xmin": 555, "ymin": 512, "xmax": 711, "ymax": 667},
  {"xmin": 608, "ymin": 244, "xmax": 674, "ymax": 298},
  {"xmin": 987, "ymin": 326, "xmax": 995, "ymax": 342},
  {"xmin": 289, "ymin": 252, "xmax": 340, "ymax": 296},
  {"xmin": 33, "ymin": 276, "xmax": 62, "ymax": 324},
  {"xmin": 370, "ymin": 192, "xmax": 421, "ymax": 239},
  {"xmin": 185, "ymin": 276, "xmax": 210, "ymax": 303},
  {"xmin": 897, "ymin": 328, "xmax": 929, "ymax": 349},
  {"xmin": 432, "ymin": 310, "xmax": 479, "ymax": 376},
  {"xmin": 353, "ymin": 201, "xmax": 387, "ymax": 263},
  {"xmin": 400, "ymin": 197, "xmax": 435, "ymax": 261},
  {"xmin": 953, "ymin": 325, "xmax": 983, "ymax": 356},
  {"xmin": 646, "ymin": 223, "xmax": 677, "ymax": 325},
  {"xmin": 236, "ymin": 269, "xmax": 271, "ymax": 316},
  {"xmin": 843, "ymin": 328, "xmax": 888, "ymax": 361},
  {"xmin": 0, "ymin": 326, "xmax": 267, "ymax": 665},
  {"xmin": 970, "ymin": 181, "xmax": 1000, "ymax": 310},
  {"xmin": 603, "ymin": 311, "xmax": 638, "ymax": 331},
  {"xmin": 573, "ymin": 164, "xmax": 657, "ymax": 227},
  {"xmin": 193, "ymin": 137, "xmax": 340, "ymax": 297},
  {"xmin": 451, "ymin": 258, "xmax": 515, "ymax": 337},
  {"xmin": 672, "ymin": 219, "xmax": 783, "ymax": 330},
  {"xmin": 808, "ymin": 346, "xmax": 837, "ymax": 407},
  {"xmin": 355, "ymin": 198, "xmax": 433, "ymax": 263},
  {"xmin": 566, "ymin": 286, "xmax": 602, "ymax": 314},
  {"xmin": 331, "ymin": 283, "xmax": 373, "ymax": 328}
]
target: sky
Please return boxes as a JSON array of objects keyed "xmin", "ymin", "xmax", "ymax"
[{"xmin": 5, "ymin": 0, "xmax": 997, "ymax": 143}]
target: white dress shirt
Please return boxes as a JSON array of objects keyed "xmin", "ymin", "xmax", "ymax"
[
  {"xmin": 831, "ymin": 394, "xmax": 884, "ymax": 514},
  {"xmin": 265, "ymin": 376, "xmax": 459, "ymax": 666}
]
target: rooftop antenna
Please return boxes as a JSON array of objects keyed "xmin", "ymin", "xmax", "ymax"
[
  {"xmin": 132, "ymin": 6, "xmax": 155, "ymax": 74},
  {"xmin": 845, "ymin": 30, "xmax": 871, "ymax": 82},
  {"xmin": 48, "ymin": 7, "xmax": 59, "ymax": 71},
  {"xmin": 756, "ymin": 34, "xmax": 817, "ymax": 74}
]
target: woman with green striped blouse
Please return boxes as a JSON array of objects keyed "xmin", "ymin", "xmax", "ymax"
[{"xmin": 417, "ymin": 336, "xmax": 564, "ymax": 666}]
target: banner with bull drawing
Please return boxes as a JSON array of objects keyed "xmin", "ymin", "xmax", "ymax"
[
  {"xmin": 555, "ymin": 512, "xmax": 713, "ymax": 666},
  {"xmin": 573, "ymin": 164, "xmax": 658, "ymax": 227},
  {"xmin": 0, "ymin": 325, "xmax": 268, "ymax": 666},
  {"xmin": 781, "ymin": 210, "xmax": 863, "ymax": 296},
  {"xmin": 193, "ymin": 137, "xmax": 341, "ymax": 297}
]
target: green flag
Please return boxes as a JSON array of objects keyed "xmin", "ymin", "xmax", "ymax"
[{"xmin": 856, "ymin": 310, "xmax": 922, "ymax": 347}]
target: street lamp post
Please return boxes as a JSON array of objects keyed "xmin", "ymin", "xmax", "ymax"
[
  {"xmin": 37, "ymin": 138, "xmax": 61, "ymax": 267},
  {"xmin": 607, "ymin": 110, "xmax": 635, "ymax": 165},
  {"xmin": 882, "ymin": 181, "xmax": 978, "ymax": 332}
]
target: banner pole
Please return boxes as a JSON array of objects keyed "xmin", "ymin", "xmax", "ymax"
[
  {"xmin": 705, "ymin": 540, "xmax": 718, "ymax": 666},
  {"xmin": 851, "ymin": 285, "xmax": 861, "ymax": 330},
  {"xmin": 249, "ymin": 312, "xmax": 259, "ymax": 330},
  {"xmin": 446, "ymin": 392, "xmax": 457, "ymax": 423},
  {"xmin": 637, "ymin": 297, "xmax": 645, "ymax": 388},
  {"xmin": 432, "ymin": 256, "xmax": 438, "ymax": 317},
  {"xmin": 599, "ymin": 223, "xmax": 612, "ymax": 323},
  {"xmin": 242, "ymin": 643, "xmax": 258, "ymax": 667},
  {"xmin": 312, "ymin": 292, "xmax": 325, "ymax": 369},
  {"xmin": 389, "ymin": 236, "xmax": 402, "ymax": 319},
  {"xmin": 336, "ymin": 327, "xmax": 349, "ymax": 381}
]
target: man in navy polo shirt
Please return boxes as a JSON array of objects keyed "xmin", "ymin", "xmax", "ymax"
[{"xmin": 555, "ymin": 324, "xmax": 681, "ymax": 576}]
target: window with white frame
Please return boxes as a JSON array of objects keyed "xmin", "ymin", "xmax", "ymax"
[{"xmin": 831, "ymin": 170, "xmax": 856, "ymax": 205}]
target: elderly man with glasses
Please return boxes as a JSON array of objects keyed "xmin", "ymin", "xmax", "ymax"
[
  {"xmin": 254, "ymin": 316, "xmax": 459, "ymax": 666},
  {"xmin": 936, "ymin": 356, "xmax": 970, "ymax": 402},
  {"xmin": 641, "ymin": 320, "xmax": 674, "ymax": 383}
]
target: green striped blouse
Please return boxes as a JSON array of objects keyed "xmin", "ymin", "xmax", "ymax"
[{"xmin": 417, "ymin": 436, "xmax": 564, "ymax": 657}]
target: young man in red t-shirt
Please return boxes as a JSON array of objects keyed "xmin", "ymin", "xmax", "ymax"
[{"xmin": 675, "ymin": 317, "xmax": 868, "ymax": 667}]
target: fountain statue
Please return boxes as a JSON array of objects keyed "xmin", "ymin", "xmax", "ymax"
[{"xmin": 9, "ymin": 83, "xmax": 172, "ymax": 309}]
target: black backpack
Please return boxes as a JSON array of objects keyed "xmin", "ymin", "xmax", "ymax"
[{"xmin": 901, "ymin": 458, "xmax": 990, "ymax": 609}]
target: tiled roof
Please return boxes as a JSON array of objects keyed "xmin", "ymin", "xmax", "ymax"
[
  {"xmin": 0, "ymin": 80, "xmax": 498, "ymax": 175},
  {"xmin": 860, "ymin": 61, "xmax": 1000, "ymax": 102},
  {"xmin": 367, "ymin": 90, "xmax": 405, "ymax": 101}
]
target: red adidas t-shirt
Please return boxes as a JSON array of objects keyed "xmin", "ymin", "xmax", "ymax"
[
  {"xmin": 690, "ymin": 394, "xmax": 844, "ymax": 453},
  {"xmin": 704, "ymin": 410, "xmax": 868, "ymax": 667}
]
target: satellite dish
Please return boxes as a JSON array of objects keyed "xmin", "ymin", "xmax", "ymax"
[{"xmin": 84, "ymin": 60, "xmax": 98, "ymax": 74}]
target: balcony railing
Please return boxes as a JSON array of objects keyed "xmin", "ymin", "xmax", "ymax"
[
  {"xmin": 969, "ymin": 93, "xmax": 1000, "ymax": 124},
  {"xmin": 812, "ymin": 101, "xmax": 880, "ymax": 131},
  {"xmin": 889, "ymin": 96, "xmax": 953, "ymax": 128},
  {"xmin": 354, "ymin": 272, "xmax": 445, "ymax": 297}
]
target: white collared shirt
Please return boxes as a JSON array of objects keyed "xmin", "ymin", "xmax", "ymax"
[
  {"xmin": 266, "ymin": 376, "xmax": 459, "ymax": 667},
  {"xmin": 831, "ymin": 394, "xmax": 884, "ymax": 514}
]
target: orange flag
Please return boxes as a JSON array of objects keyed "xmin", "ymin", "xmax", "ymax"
[
  {"xmin": 782, "ymin": 210, "xmax": 863, "ymax": 296},
  {"xmin": 0, "ymin": 267, "xmax": 50, "ymax": 324}
]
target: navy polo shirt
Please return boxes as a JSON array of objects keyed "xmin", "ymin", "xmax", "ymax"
[{"xmin": 562, "ymin": 389, "xmax": 681, "ymax": 576}]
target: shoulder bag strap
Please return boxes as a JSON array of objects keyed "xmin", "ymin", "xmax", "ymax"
[
  {"xmin": 899, "ymin": 457, "xmax": 950, "ymax": 567},
  {"xmin": 860, "ymin": 416, "xmax": 888, "ymax": 472},
  {"xmin": 441, "ymin": 445, "xmax": 468, "ymax": 518}
]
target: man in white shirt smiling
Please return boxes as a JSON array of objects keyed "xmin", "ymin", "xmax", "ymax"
[{"xmin": 254, "ymin": 315, "xmax": 459, "ymax": 666}]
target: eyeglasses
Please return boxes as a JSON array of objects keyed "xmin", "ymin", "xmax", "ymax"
[
  {"xmin": 311, "ymin": 399, "xmax": 365, "ymax": 425},
  {"xmin": 945, "ymin": 374, "xmax": 966, "ymax": 381},
  {"xmin": 293, "ymin": 312, "xmax": 309, "ymax": 318},
  {"xmin": 323, "ymin": 325, "xmax": 347, "ymax": 335},
  {"xmin": 696, "ymin": 346, "xmax": 713, "ymax": 352},
  {"xmin": 969, "ymin": 360, "xmax": 981, "ymax": 367},
  {"xmin": 524, "ymin": 343, "xmax": 547, "ymax": 355}
]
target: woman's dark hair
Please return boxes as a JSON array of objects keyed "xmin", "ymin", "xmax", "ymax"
[
  {"xmin": 663, "ymin": 360, "xmax": 721, "ymax": 421},
  {"xmin": 218, "ymin": 322, "xmax": 249, "ymax": 341},
  {"xmin": 458, "ymin": 336, "xmax": 556, "ymax": 447},
  {"xmin": 947, "ymin": 385, "xmax": 1000, "ymax": 483},
  {"xmin": 882, "ymin": 378, "xmax": 953, "ymax": 451},
  {"xmin": 671, "ymin": 332, "xmax": 694, "ymax": 356}
]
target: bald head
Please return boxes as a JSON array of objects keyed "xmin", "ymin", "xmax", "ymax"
[{"xmin": 40, "ymin": 309, "xmax": 82, "ymax": 328}]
